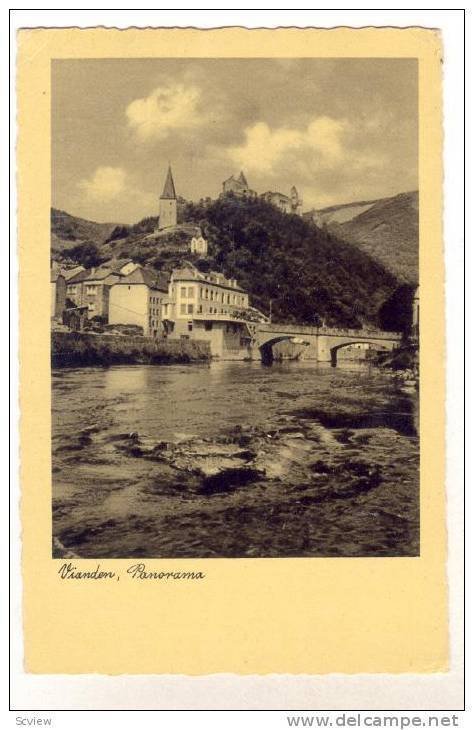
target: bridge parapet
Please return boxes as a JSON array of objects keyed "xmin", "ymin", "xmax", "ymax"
[
  {"xmin": 258, "ymin": 322, "xmax": 402, "ymax": 340},
  {"xmin": 318, "ymin": 326, "xmax": 402, "ymax": 340}
]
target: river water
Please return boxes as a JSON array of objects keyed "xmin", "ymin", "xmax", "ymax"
[{"xmin": 52, "ymin": 361, "xmax": 419, "ymax": 558}]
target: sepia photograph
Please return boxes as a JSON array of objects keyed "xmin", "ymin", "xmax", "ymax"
[{"xmin": 50, "ymin": 57, "xmax": 420, "ymax": 560}]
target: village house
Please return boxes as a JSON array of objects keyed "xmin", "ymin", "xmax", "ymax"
[
  {"xmin": 190, "ymin": 231, "xmax": 208, "ymax": 256},
  {"xmin": 50, "ymin": 269, "xmax": 67, "ymax": 319},
  {"xmin": 65, "ymin": 259, "xmax": 136, "ymax": 320},
  {"xmin": 162, "ymin": 264, "xmax": 266, "ymax": 358},
  {"xmin": 109, "ymin": 266, "xmax": 169, "ymax": 337}
]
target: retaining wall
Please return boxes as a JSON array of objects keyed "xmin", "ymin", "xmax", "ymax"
[{"xmin": 52, "ymin": 331, "xmax": 211, "ymax": 367}]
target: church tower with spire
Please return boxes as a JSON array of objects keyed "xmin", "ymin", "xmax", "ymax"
[{"xmin": 158, "ymin": 165, "xmax": 177, "ymax": 230}]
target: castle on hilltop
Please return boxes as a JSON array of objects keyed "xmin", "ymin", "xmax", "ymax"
[
  {"xmin": 261, "ymin": 186, "xmax": 302, "ymax": 216},
  {"xmin": 221, "ymin": 171, "xmax": 303, "ymax": 216},
  {"xmin": 222, "ymin": 171, "xmax": 258, "ymax": 199},
  {"xmin": 156, "ymin": 166, "xmax": 303, "ymax": 234}
]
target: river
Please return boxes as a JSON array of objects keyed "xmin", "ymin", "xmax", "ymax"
[{"xmin": 52, "ymin": 361, "xmax": 419, "ymax": 558}]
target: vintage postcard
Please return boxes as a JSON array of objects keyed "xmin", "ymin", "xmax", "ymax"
[{"xmin": 18, "ymin": 26, "xmax": 447, "ymax": 676}]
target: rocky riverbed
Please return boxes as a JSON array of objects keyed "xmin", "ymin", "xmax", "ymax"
[{"xmin": 52, "ymin": 361, "xmax": 419, "ymax": 558}]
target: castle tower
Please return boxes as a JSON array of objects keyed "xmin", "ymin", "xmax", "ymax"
[
  {"xmin": 159, "ymin": 165, "xmax": 177, "ymax": 230},
  {"xmin": 290, "ymin": 186, "xmax": 303, "ymax": 215},
  {"xmin": 237, "ymin": 170, "xmax": 248, "ymax": 188}
]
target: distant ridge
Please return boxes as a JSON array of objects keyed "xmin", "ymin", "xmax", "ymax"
[
  {"xmin": 51, "ymin": 208, "xmax": 120, "ymax": 252},
  {"xmin": 314, "ymin": 191, "xmax": 419, "ymax": 284}
]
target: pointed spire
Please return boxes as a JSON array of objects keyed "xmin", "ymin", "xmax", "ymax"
[
  {"xmin": 237, "ymin": 170, "xmax": 248, "ymax": 187},
  {"xmin": 160, "ymin": 165, "xmax": 177, "ymax": 200}
]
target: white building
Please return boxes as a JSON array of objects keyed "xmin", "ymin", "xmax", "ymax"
[
  {"xmin": 162, "ymin": 265, "xmax": 267, "ymax": 358},
  {"xmin": 109, "ymin": 266, "xmax": 168, "ymax": 336},
  {"xmin": 190, "ymin": 233, "xmax": 208, "ymax": 256}
]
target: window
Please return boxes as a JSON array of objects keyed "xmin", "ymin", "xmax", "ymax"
[
  {"xmin": 205, "ymin": 288, "xmax": 209, "ymax": 299},
  {"xmin": 86, "ymin": 285, "xmax": 97, "ymax": 294},
  {"xmin": 198, "ymin": 304, "xmax": 202, "ymax": 313},
  {"xmin": 180, "ymin": 287, "xmax": 187, "ymax": 297},
  {"xmin": 187, "ymin": 322, "xmax": 193, "ymax": 332},
  {"xmin": 180, "ymin": 304, "xmax": 186, "ymax": 315},
  {"xmin": 188, "ymin": 286, "xmax": 194, "ymax": 298},
  {"xmin": 187, "ymin": 304, "xmax": 194, "ymax": 314},
  {"xmin": 204, "ymin": 322, "xmax": 213, "ymax": 331}
]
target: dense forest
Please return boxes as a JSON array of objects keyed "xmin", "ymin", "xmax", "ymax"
[{"xmin": 177, "ymin": 195, "xmax": 398, "ymax": 327}]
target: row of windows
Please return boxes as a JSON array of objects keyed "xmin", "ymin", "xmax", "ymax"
[
  {"xmin": 178, "ymin": 304, "xmax": 239, "ymax": 316},
  {"xmin": 67, "ymin": 284, "xmax": 100, "ymax": 295},
  {"xmin": 178, "ymin": 285, "xmax": 246, "ymax": 306}
]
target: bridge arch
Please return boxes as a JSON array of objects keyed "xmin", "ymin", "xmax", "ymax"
[
  {"xmin": 259, "ymin": 335, "xmax": 305, "ymax": 365},
  {"xmin": 329, "ymin": 340, "xmax": 393, "ymax": 367}
]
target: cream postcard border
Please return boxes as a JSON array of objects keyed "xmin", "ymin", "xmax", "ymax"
[{"xmin": 18, "ymin": 27, "xmax": 446, "ymax": 675}]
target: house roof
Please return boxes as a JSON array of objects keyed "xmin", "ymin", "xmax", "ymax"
[
  {"xmin": 103, "ymin": 258, "xmax": 133, "ymax": 273},
  {"xmin": 237, "ymin": 171, "xmax": 248, "ymax": 187},
  {"xmin": 120, "ymin": 267, "xmax": 169, "ymax": 291},
  {"xmin": 171, "ymin": 266, "xmax": 245, "ymax": 293},
  {"xmin": 160, "ymin": 165, "xmax": 177, "ymax": 200},
  {"xmin": 67, "ymin": 267, "xmax": 121, "ymax": 283},
  {"xmin": 171, "ymin": 266, "xmax": 202, "ymax": 281},
  {"xmin": 62, "ymin": 265, "xmax": 85, "ymax": 281}
]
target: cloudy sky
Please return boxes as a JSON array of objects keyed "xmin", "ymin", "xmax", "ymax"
[{"xmin": 52, "ymin": 58, "xmax": 418, "ymax": 224}]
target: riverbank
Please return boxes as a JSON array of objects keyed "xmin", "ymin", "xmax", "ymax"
[{"xmin": 51, "ymin": 331, "xmax": 211, "ymax": 367}]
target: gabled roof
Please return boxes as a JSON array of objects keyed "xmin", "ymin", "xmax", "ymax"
[
  {"xmin": 67, "ymin": 267, "xmax": 121, "ymax": 283},
  {"xmin": 160, "ymin": 165, "xmax": 177, "ymax": 200},
  {"xmin": 62, "ymin": 265, "xmax": 85, "ymax": 281},
  {"xmin": 103, "ymin": 258, "xmax": 133, "ymax": 273},
  {"xmin": 119, "ymin": 266, "xmax": 169, "ymax": 291}
]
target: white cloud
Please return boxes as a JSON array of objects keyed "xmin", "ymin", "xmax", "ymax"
[
  {"xmin": 126, "ymin": 83, "xmax": 204, "ymax": 140},
  {"xmin": 226, "ymin": 117, "xmax": 347, "ymax": 175},
  {"xmin": 78, "ymin": 166, "xmax": 127, "ymax": 201}
]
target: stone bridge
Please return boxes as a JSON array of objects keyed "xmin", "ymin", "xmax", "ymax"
[{"xmin": 249, "ymin": 322, "xmax": 402, "ymax": 365}]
